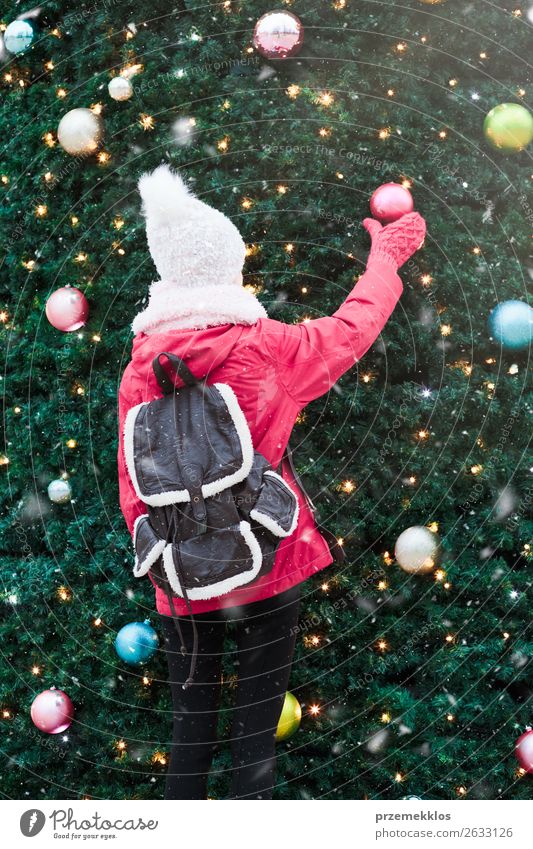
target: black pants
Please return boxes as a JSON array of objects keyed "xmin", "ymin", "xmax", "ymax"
[{"xmin": 159, "ymin": 584, "xmax": 301, "ymax": 800}]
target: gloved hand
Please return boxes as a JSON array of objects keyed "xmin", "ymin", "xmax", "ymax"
[{"xmin": 363, "ymin": 212, "xmax": 426, "ymax": 271}]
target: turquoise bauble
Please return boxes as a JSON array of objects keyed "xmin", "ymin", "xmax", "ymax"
[
  {"xmin": 489, "ymin": 300, "xmax": 533, "ymax": 350},
  {"xmin": 4, "ymin": 20, "xmax": 34, "ymax": 55},
  {"xmin": 115, "ymin": 620, "xmax": 159, "ymax": 665}
]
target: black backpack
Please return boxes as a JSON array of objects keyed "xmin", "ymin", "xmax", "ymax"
[{"xmin": 124, "ymin": 351, "xmax": 343, "ymax": 686}]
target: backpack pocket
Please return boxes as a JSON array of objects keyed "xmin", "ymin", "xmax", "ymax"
[
  {"xmin": 161, "ymin": 520, "xmax": 262, "ymax": 600},
  {"xmin": 133, "ymin": 515, "xmax": 166, "ymax": 578},
  {"xmin": 250, "ymin": 471, "xmax": 299, "ymax": 538}
]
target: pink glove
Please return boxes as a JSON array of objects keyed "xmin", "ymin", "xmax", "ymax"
[{"xmin": 363, "ymin": 212, "xmax": 426, "ymax": 271}]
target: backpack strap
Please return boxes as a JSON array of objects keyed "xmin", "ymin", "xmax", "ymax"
[
  {"xmin": 280, "ymin": 441, "xmax": 345, "ymax": 564},
  {"xmin": 152, "ymin": 352, "xmax": 199, "ymax": 394}
]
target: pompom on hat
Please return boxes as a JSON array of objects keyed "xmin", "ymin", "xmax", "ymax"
[{"xmin": 131, "ymin": 164, "xmax": 267, "ymax": 335}]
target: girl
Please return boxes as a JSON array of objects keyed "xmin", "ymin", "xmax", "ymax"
[{"xmin": 117, "ymin": 165, "xmax": 425, "ymax": 799}]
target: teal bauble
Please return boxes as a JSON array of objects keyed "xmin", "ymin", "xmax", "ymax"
[
  {"xmin": 489, "ymin": 300, "xmax": 533, "ymax": 350},
  {"xmin": 115, "ymin": 620, "xmax": 159, "ymax": 665},
  {"xmin": 4, "ymin": 20, "xmax": 34, "ymax": 55}
]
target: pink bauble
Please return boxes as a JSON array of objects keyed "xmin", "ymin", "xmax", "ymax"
[
  {"xmin": 253, "ymin": 11, "xmax": 304, "ymax": 60},
  {"xmin": 515, "ymin": 729, "xmax": 533, "ymax": 773},
  {"xmin": 45, "ymin": 286, "xmax": 89, "ymax": 332},
  {"xmin": 369, "ymin": 182, "xmax": 414, "ymax": 224},
  {"xmin": 30, "ymin": 688, "xmax": 74, "ymax": 734}
]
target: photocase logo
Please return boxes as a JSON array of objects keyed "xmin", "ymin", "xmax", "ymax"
[{"xmin": 20, "ymin": 809, "xmax": 46, "ymax": 837}]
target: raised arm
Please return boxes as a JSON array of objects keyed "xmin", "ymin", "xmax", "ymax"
[{"xmin": 263, "ymin": 212, "xmax": 426, "ymax": 407}]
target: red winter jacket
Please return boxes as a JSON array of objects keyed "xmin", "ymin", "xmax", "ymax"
[{"xmin": 117, "ymin": 260, "xmax": 403, "ymax": 616}]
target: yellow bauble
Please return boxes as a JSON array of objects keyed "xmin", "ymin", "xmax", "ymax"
[
  {"xmin": 57, "ymin": 108, "xmax": 104, "ymax": 156},
  {"xmin": 418, "ymin": 0, "xmax": 446, "ymax": 4},
  {"xmin": 394, "ymin": 526, "xmax": 440, "ymax": 575},
  {"xmin": 276, "ymin": 691, "xmax": 302, "ymax": 742},
  {"xmin": 483, "ymin": 103, "xmax": 533, "ymax": 153}
]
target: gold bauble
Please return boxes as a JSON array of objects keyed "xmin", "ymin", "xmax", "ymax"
[{"xmin": 275, "ymin": 691, "xmax": 302, "ymax": 742}]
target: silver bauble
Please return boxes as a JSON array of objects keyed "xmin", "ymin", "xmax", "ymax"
[
  {"xmin": 57, "ymin": 108, "xmax": 103, "ymax": 156},
  {"xmin": 108, "ymin": 76, "xmax": 133, "ymax": 102},
  {"xmin": 395, "ymin": 526, "xmax": 440, "ymax": 574},
  {"xmin": 47, "ymin": 479, "xmax": 72, "ymax": 504}
]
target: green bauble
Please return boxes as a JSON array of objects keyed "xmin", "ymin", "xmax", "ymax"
[
  {"xmin": 276, "ymin": 691, "xmax": 302, "ymax": 742},
  {"xmin": 483, "ymin": 103, "xmax": 533, "ymax": 153}
]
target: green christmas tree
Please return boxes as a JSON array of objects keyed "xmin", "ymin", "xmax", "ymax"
[{"xmin": 0, "ymin": 0, "xmax": 531, "ymax": 799}]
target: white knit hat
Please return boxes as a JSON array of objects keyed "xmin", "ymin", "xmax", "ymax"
[{"xmin": 131, "ymin": 164, "xmax": 267, "ymax": 335}]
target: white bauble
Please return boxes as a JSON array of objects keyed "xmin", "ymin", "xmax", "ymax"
[
  {"xmin": 47, "ymin": 479, "xmax": 72, "ymax": 504},
  {"xmin": 57, "ymin": 108, "xmax": 103, "ymax": 155},
  {"xmin": 108, "ymin": 76, "xmax": 133, "ymax": 102},
  {"xmin": 395, "ymin": 526, "xmax": 439, "ymax": 574}
]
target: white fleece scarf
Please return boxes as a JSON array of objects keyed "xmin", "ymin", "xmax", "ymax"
[{"xmin": 131, "ymin": 279, "xmax": 268, "ymax": 335}]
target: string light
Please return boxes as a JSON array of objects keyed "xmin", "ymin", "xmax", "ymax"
[
  {"xmin": 321, "ymin": 582, "xmax": 329, "ymax": 592},
  {"xmin": 93, "ymin": 617, "xmax": 102, "ymax": 627},
  {"xmin": 44, "ymin": 171, "xmax": 55, "ymax": 183},
  {"xmin": 151, "ymin": 751, "xmax": 167, "ymax": 765},
  {"xmin": 417, "ymin": 429, "xmax": 430, "ymax": 440},
  {"xmin": 66, "ymin": 438, "xmax": 77, "ymax": 449},
  {"xmin": 447, "ymin": 713, "xmax": 455, "ymax": 722},
  {"xmin": 387, "ymin": 88, "xmax": 395, "ymax": 97},
  {"xmin": 142, "ymin": 675, "xmax": 151, "ymax": 686},
  {"xmin": 14, "ymin": 406, "xmax": 21, "ymax": 414},
  {"xmin": 448, "ymin": 78, "xmax": 458, "ymax": 87},
  {"xmin": 57, "ymin": 586, "xmax": 72, "ymax": 602},
  {"xmin": 284, "ymin": 243, "xmax": 294, "ymax": 254},
  {"xmin": 2, "ymin": 709, "xmax": 12, "ymax": 719},
  {"xmin": 378, "ymin": 128, "xmax": 391, "ymax": 140},
  {"xmin": 139, "ymin": 114, "xmax": 155, "ymax": 130},
  {"xmin": 32, "ymin": 665, "xmax": 42, "ymax": 675},
  {"xmin": 383, "ymin": 551, "xmax": 394, "ymax": 566},
  {"xmin": 217, "ymin": 136, "xmax": 230, "ymax": 152},
  {"xmin": 43, "ymin": 132, "xmax": 56, "ymax": 147},
  {"xmin": 35, "ymin": 204, "xmax": 48, "ymax": 218},
  {"xmin": 434, "ymin": 569, "xmax": 446, "ymax": 582},
  {"xmin": 22, "ymin": 259, "xmax": 35, "ymax": 271},
  {"xmin": 361, "ymin": 373, "xmax": 374, "ymax": 383},
  {"xmin": 44, "ymin": 60, "xmax": 55, "ymax": 71},
  {"xmin": 336, "ymin": 171, "xmax": 344, "ymax": 180},
  {"xmin": 401, "ymin": 178, "xmax": 412, "ymax": 189},
  {"xmin": 340, "ymin": 479, "xmax": 355, "ymax": 493},
  {"xmin": 470, "ymin": 464, "xmax": 483, "ymax": 476},
  {"xmin": 479, "ymin": 52, "xmax": 487, "ymax": 59},
  {"xmin": 115, "ymin": 740, "xmax": 127, "ymax": 752},
  {"xmin": 309, "ymin": 704, "xmax": 321, "ymax": 716},
  {"xmin": 396, "ymin": 42, "xmax": 407, "ymax": 52},
  {"xmin": 50, "ymin": 27, "xmax": 62, "ymax": 37},
  {"xmin": 443, "ymin": 582, "xmax": 451, "ymax": 590},
  {"xmin": 376, "ymin": 639, "xmax": 388, "ymax": 652},
  {"xmin": 440, "ymin": 324, "xmax": 452, "ymax": 336},
  {"xmin": 74, "ymin": 252, "xmax": 87, "ymax": 263},
  {"xmin": 456, "ymin": 785, "xmax": 467, "ymax": 796},
  {"xmin": 92, "ymin": 334, "xmax": 101, "ymax": 342},
  {"xmin": 286, "ymin": 84, "xmax": 301, "ymax": 99},
  {"xmin": 317, "ymin": 91, "xmax": 334, "ymax": 107},
  {"xmin": 1, "ymin": 175, "xmax": 9, "ymax": 185},
  {"xmin": 318, "ymin": 127, "xmax": 331, "ymax": 137},
  {"xmin": 71, "ymin": 216, "xmax": 79, "ymax": 226},
  {"xmin": 378, "ymin": 580, "xmax": 388, "ymax": 591},
  {"xmin": 56, "ymin": 87, "xmax": 67, "ymax": 98},
  {"xmin": 381, "ymin": 712, "xmax": 391, "ymax": 723},
  {"xmin": 394, "ymin": 772, "xmax": 404, "ymax": 783},
  {"xmin": 245, "ymin": 244, "xmax": 259, "ymax": 257},
  {"xmin": 445, "ymin": 634, "xmax": 455, "ymax": 644},
  {"xmin": 502, "ymin": 631, "xmax": 510, "ymax": 640},
  {"xmin": 408, "ymin": 476, "xmax": 416, "ymax": 484},
  {"xmin": 277, "ymin": 184, "xmax": 288, "ymax": 195},
  {"xmin": 0, "ymin": 310, "xmax": 8, "ymax": 323},
  {"xmin": 241, "ymin": 197, "xmax": 253, "ymax": 210},
  {"xmin": 522, "ymin": 543, "xmax": 531, "ymax": 558},
  {"xmin": 90, "ymin": 103, "xmax": 103, "ymax": 115},
  {"xmin": 512, "ymin": 8, "xmax": 522, "ymax": 16},
  {"xmin": 97, "ymin": 151, "xmax": 110, "ymax": 164},
  {"xmin": 333, "ymin": 0, "xmax": 346, "ymax": 8},
  {"xmin": 4, "ymin": 72, "xmax": 13, "ymax": 83},
  {"xmin": 420, "ymin": 274, "xmax": 432, "ymax": 286}
]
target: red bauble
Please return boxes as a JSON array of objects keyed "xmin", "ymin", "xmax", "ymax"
[
  {"xmin": 30, "ymin": 688, "xmax": 74, "ymax": 734},
  {"xmin": 369, "ymin": 182, "xmax": 414, "ymax": 224},
  {"xmin": 253, "ymin": 11, "xmax": 304, "ymax": 60},
  {"xmin": 45, "ymin": 286, "xmax": 89, "ymax": 332},
  {"xmin": 515, "ymin": 729, "xmax": 533, "ymax": 773}
]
